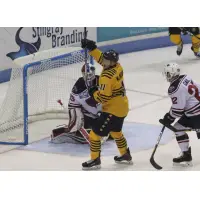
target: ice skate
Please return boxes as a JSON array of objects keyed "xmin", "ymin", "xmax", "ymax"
[
  {"xmin": 173, "ymin": 147, "xmax": 193, "ymax": 167},
  {"xmin": 114, "ymin": 148, "xmax": 133, "ymax": 165},
  {"xmin": 82, "ymin": 157, "xmax": 101, "ymax": 170}
]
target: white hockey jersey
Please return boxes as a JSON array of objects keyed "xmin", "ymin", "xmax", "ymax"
[
  {"xmin": 168, "ymin": 75, "xmax": 200, "ymax": 118},
  {"xmin": 68, "ymin": 76, "xmax": 101, "ymax": 118}
]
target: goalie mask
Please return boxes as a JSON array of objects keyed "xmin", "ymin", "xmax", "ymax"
[
  {"xmin": 82, "ymin": 63, "xmax": 95, "ymax": 83},
  {"xmin": 163, "ymin": 63, "xmax": 180, "ymax": 82}
]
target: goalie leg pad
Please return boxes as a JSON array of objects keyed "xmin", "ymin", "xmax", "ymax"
[
  {"xmin": 50, "ymin": 107, "xmax": 85, "ymax": 144},
  {"xmin": 67, "ymin": 131, "xmax": 89, "ymax": 144},
  {"xmin": 51, "ymin": 127, "xmax": 89, "ymax": 144},
  {"xmin": 50, "ymin": 125, "xmax": 71, "ymax": 144},
  {"xmin": 68, "ymin": 108, "xmax": 84, "ymax": 132},
  {"xmin": 52, "ymin": 126, "xmax": 66, "ymax": 137}
]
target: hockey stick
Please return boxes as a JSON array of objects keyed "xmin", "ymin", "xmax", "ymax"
[
  {"xmin": 159, "ymin": 119, "xmax": 192, "ymax": 132},
  {"xmin": 57, "ymin": 99, "xmax": 90, "ymax": 145},
  {"xmin": 150, "ymin": 118, "xmax": 192, "ymax": 170},
  {"xmin": 150, "ymin": 125, "xmax": 165, "ymax": 170},
  {"xmin": 83, "ymin": 27, "xmax": 91, "ymax": 88},
  {"xmin": 83, "ymin": 27, "xmax": 95, "ymax": 88},
  {"xmin": 84, "ymin": 27, "xmax": 88, "ymax": 66}
]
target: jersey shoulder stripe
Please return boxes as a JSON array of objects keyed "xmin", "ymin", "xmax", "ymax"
[
  {"xmin": 109, "ymin": 68, "xmax": 117, "ymax": 75},
  {"xmin": 168, "ymin": 75, "xmax": 186, "ymax": 95},
  {"xmin": 113, "ymin": 86, "xmax": 124, "ymax": 92},
  {"xmin": 101, "ymin": 74, "xmax": 112, "ymax": 79},
  {"xmin": 101, "ymin": 68, "xmax": 117, "ymax": 79}
]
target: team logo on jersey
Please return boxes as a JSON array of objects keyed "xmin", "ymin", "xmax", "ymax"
[
  {"xmin": 7, "ymin": 27, "xmax": 41, "ymax": 60},
  {"xmin": 183, "ymin": 79, "xmax": 190, "ymax": 86},
  {"xmin": 168, "ymin": 85, "xmax": 175, "ymax": 93}
]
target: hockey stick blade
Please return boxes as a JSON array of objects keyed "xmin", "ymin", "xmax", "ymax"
[
  {"xmin": 150, "ymin": 144, "xmax": 162, "ymax": 170},
  {"xmin": 149, "ymin": 126, "xmax": 165, "ymax": 170}
]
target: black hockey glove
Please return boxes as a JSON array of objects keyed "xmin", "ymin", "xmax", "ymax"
[
  {"xmin": 81, "ymin": 39, "xmax": 97, "ymax": 51},
  {"xmin": 88, "ymin": 85, "xmax": 98, "ymax": 97},
  {"xmin": 162, "ymin": 112, "xmax": 175, "ymax": 126}
]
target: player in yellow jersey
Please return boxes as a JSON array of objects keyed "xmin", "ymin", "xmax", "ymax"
[
  {"xmin": 81, "ymin": 39, "xmax": 132, "ymax": 170},
  {"xmin": 169, "ymin": 27, "xmax": 200, "ymax": 57}
]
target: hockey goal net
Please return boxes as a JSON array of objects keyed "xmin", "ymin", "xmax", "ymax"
[{"xmin": 0, "ymin": 47, "xmax": 93, "ymax": 145}]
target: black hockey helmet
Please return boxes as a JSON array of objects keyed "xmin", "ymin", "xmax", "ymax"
[{"xmin": 103, "ymin": 50, "xmax": 119, "ymax": 63}]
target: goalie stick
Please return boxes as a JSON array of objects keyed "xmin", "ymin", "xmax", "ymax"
[{"xmin": 150, "ymin": 125, "xmax": 165, "ymax": 170}]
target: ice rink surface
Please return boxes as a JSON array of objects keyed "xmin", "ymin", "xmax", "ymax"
[{"xmin": 0, "ymin": 44, "xmax": 200, "ymax": 171}]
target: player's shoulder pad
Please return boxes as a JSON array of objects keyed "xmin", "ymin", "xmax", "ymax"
[
  {"xmin": 101, "ymin": 68, "xmax": 117, "ymax": 79},
  {"xmin": 168, "ymin": 75, "xmax": 186, "ymax": 95},
  {"xmin": 72, "ymin": 77, "xmax": 87, "ymax": 94}
]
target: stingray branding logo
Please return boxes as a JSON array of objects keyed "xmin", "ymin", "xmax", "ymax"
[
  {"xmin": 32, "ymin": 27, "xmax": 87, "ymax": 48},
  {"xmin": 6, "ymin": 27, "xmax": 41, "ymax": 60}
]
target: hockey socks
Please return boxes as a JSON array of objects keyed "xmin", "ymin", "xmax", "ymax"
[
  {"xmin": 111, "ymin": 131, "xmax": 128, "ymax": 155},
  {"xmin": 89, "ymin": 130, "xmax": 101, "ymax": 160},
  {"xmin": 176, "ymin": 133, "xmax": 189, "ymax": 152}
]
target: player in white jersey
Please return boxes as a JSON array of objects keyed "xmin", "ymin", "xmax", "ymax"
[
  {"xmin": 50, "ymin": 64, "xmax": 102, "ymax": 144},
  {"xmin": 161, "ymin": 63, "xmax": 200, "ymax": 165}
]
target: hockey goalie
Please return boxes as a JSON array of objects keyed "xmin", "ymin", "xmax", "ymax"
[{"xmin": 50, "ymin": 63, "xmax": 111, "ymax": 144}]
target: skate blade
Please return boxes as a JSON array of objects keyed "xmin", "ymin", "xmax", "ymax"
[
  {"xmin": 82, "ymin": 165, "xmax": 101, "ymax": 171},
  {"xmin": 115, "ymin": 160, "xmax": 133, "ymax": 165},
  {"xmin": 173, "ymin": 161, "xmax": 193, "ymax": 167}
]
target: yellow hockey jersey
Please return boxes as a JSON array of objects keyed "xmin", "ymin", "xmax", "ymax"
[{"xmin": 89, "ymin": 49, "xmax": 129, "ymax": 117}]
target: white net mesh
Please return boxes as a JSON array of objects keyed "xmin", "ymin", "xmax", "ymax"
[{"xmin": 0, "ymin": 48, "xmax": 91, "ymax": 144}]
